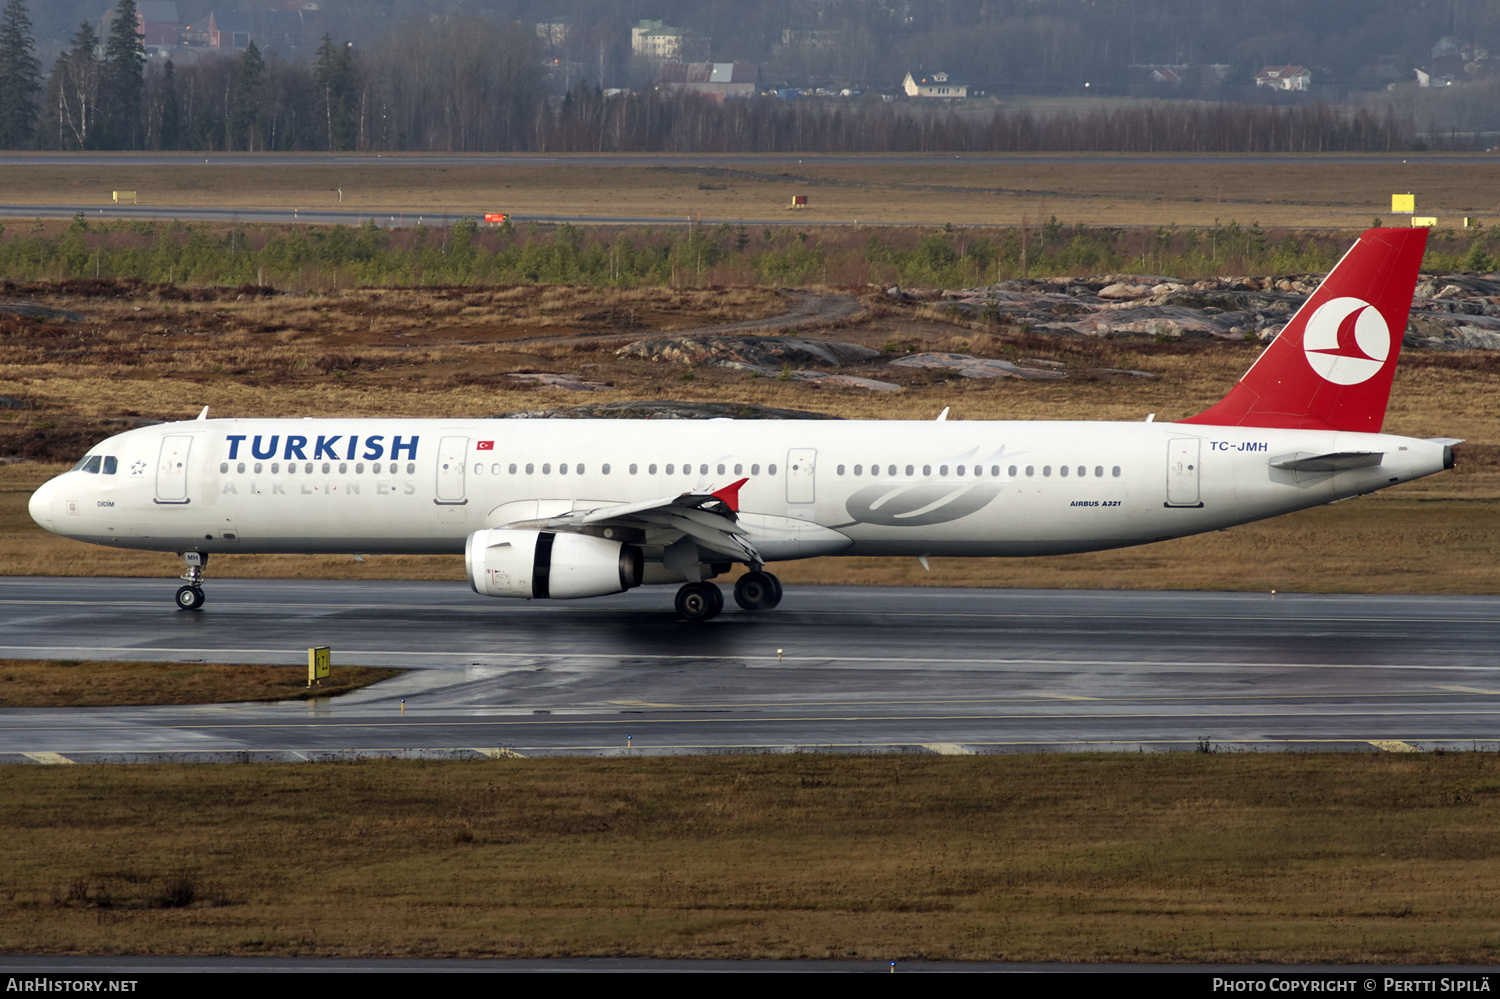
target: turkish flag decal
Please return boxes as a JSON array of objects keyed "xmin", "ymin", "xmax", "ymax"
[{"xmin": 476, "ymin": 441, "xmax": 494, "ymax": 451}]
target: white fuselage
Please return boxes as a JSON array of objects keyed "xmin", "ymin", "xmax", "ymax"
[{"xmin": 29, "ymin": 418, "xmax": 1451, "ymax": 570}]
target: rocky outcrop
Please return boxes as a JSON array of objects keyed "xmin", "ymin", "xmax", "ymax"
[
  {"xmin": 920, "ymin": 270, "xmax": 1500, "ymax": 349},
  {"xmin": 493, "ymin": 400, "xmax": 841, "ymax": 420},
  {"xmin": 0, "ymin": 302, "xmax": 84, "ymax": 322},
  {"xmin": 617, "ymin": 334, "xmax": 880, "ymax": 373},
  {"xmin": 888, "ymin": 353, "xmax": 1067, "ymax": 379},
  {"xmin": 505, "ymin": 372, "xmax": 611, "ymax": 391}
]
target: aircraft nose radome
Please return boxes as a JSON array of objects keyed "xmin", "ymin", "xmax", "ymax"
[{"xmin": 28, "ymin": 476, "xmax": 58, "ymax": 532}]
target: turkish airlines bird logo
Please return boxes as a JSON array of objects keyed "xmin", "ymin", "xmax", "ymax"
[{"xmin": 1302, "ymin": 296, "xmax": 1390, "ymax": 385}]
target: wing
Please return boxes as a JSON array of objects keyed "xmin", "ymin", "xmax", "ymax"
[{"xmin": 498, "ymin": 478, "xmax": 762, "ymax": 564}]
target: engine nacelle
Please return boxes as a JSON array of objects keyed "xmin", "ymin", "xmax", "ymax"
[{"xmin": 465, "ymin": 529, "xmax": 643, "ymax": 599}]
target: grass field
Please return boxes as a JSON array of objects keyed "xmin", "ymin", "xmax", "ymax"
[
  {"xmin": 4, "ymin": 152, "xmax": 1499, "ymax": 230},
  {"xmin": 4, "ymin": 754, "xmax": 1500, "ymax": 962},
  {"xmin": 0, "ymin": 659, "xmax": 398, "ymax": 707}
]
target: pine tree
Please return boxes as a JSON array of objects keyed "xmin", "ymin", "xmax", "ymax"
[
  {"xmin": 102, "ymin": 0, "xmax": 145, "ymax": 148},
  {"xmin": 0, "ymin": 0, "xmax": 40, "ymax": 148},
  {"xmin": 314, "ymin": 34, "xmax": 356, "ymax": 151},
  {"xmin": 156, "ymin": 58, "xmax": 178, "ymax": 150},
  {"xmin": 230, "ymin": 42, "xmax": 264, "ymax": 151}
]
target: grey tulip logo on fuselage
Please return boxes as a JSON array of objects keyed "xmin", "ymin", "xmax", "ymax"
[{"xmin": 844, "ymin": 480, "xmax": 1005, "ymax": 526}]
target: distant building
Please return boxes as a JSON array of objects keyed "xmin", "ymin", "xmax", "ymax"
[
  {"xmin": 1132, "ymin": 64, "xmax": 1229, "ymax": 88},
  {"xmin": 201, "ymin": 9, "xmax": 312, "ymax": 53},
  {"xmin": 779, "ymin": 28, "xmax": 844, "ymax": 51},
  {"xmin": 137, "ymin": 1, "xmax": 180, "ymax": 48},
  {"xmin": 537, "ymin": 17, "xmax": 572, "ymax": 51},
  {"xmin": 658, "ymin": 62, "xmax": 759, "ymax": 100},
  {"xmin": 1254, "ymin": 65, "xmax": 1311, "ymax": 91},
  {"xmin": 1414, "ymin": 37, "xmax": 1495, "ymax": 87},
  {"xmin": 902, "ymin": 71, "xmax": 966, "ymax": 99},
  {"xmin": 208, "ymin": 12, "xmax": 252, "ymax": 49},
  {"xmin": 633, "ymin": 19, "xmax": 684, "ymax": 62}
]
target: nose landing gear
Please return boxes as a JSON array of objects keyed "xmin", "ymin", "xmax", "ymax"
[{"xmin": 175, "ymin": 551, "xmax": 207, "ymax": 611}]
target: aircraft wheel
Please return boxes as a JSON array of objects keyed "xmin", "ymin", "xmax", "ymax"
[
  {"xmin": 175, "ymin": 585, "xmax": 206, "ymax": 611},
  {"xmin": 675, "ymin": 582, "xmax": 723, "ymax": 621},
  {"xmin": 734, "ymin": 571, "xmax": 780, "ymax": 611}
]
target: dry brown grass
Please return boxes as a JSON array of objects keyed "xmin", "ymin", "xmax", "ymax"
[
  {"xmin": 0, "ymin": 659, "xmax": 400, "ymax": 707},
  {"xmin": 2, "ymin": 153, "xmax": 1498, "ymax": 230},
  {"xmin": 2, "ymin": 753, "xmax": 1500, "ymax": 961}
]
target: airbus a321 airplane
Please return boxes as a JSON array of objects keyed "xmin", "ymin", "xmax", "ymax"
[{"xmin": 29, "ymin": 226, "xmax": 1456, "ymax": 620}]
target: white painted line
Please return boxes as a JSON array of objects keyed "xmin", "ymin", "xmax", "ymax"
[
  {"xmin": 1436, "ymin": 685, "xmax": 1500, "ymax": 695},
  {"xmin": 474, "ymin": 748, "xmax": 527, "ymax": 759},
  {"xmin": 0, "ymin": 645, "xmax": 1496, "ymax": 673},
  {"xmin": 22, "ymin": 752, "xmax": 75, "ymax": 765}
]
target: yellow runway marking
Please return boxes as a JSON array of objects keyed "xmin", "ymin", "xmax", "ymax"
[
  {"xmin": 921, "ymin": 743, "xmax": 973, "ymax": 755},
  {"xmin": 1370, "ymin": 740, "xmax": 1422, "ymax": 752}
]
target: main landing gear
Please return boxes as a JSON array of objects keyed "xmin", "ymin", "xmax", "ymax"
[
  {"xmin": 672, "ymin": 571, "xmax": 783, "ymax": 622},
  {"xmin": 175, "ymin": 551, "xmax": 207, "ymax": 611},
  {"xmin": 733, "ymin": 570, "xmax": 783, "ymax": 612}
]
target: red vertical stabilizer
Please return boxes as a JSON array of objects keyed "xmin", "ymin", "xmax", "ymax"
[{"xmin": 1178, "ymin": 226, "xmax": 1428, "ymax": 432}]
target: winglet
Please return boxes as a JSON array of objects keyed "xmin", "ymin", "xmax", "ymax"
[{"xmin": 710, "ymin": 477, "xmax": 749, "ymax": 512}]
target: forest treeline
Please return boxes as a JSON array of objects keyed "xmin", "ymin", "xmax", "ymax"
[
  {"xmin": 4, "ymin": 215, "xmax": 1493, "ymax": 292},
  {"xmin": 0, "ymin": 0, "xmax": 1455, "ymax": 154}
]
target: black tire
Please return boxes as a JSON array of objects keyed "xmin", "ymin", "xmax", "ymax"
[
  {"xmin": 175, "ymin": 585, "xmax": 205, "ymax": 611},
  {"xmin": 675, "ymin": 582, "xmax": 723, "ymax": 621},
  {"xmin": 734, "ymin": 571, "xmax": 778, "ymax": 611}
]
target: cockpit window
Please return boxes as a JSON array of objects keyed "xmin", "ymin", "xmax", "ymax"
[
  {"xmin": 73, "ymin": 456, "xmax": 102, "ymax": 474},
  {"xmin": 102, "ymin": 456, "xmax": 117, "ymax": 475}
]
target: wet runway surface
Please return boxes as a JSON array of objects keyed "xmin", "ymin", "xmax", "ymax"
[{"xmin": 2, "ymin": 577, "xmax": 1498, "ymax": 760}]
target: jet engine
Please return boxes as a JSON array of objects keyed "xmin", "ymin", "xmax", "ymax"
[{"xmin": 465, "ymin": 529, "xmax": 643, "ymax": 599}]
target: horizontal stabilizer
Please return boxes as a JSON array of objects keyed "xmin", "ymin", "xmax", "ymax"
[{"xmin": 1269, "ymin": 450, "xmax": 1383, "ymax": 472}]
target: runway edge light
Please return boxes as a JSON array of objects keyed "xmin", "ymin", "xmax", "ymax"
[{"xmin": 308, "ymin": 646, "xmax": 330, "ymax": 688}]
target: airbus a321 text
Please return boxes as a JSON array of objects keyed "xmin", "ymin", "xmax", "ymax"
[{"xmin": 29, "ymin": 227, "xmax": 1457, "ymax": 620}]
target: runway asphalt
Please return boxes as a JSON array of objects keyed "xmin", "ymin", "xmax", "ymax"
[{"xmin": 3, "ymin": 577, "xmax": 1498, "ymax": 761}]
